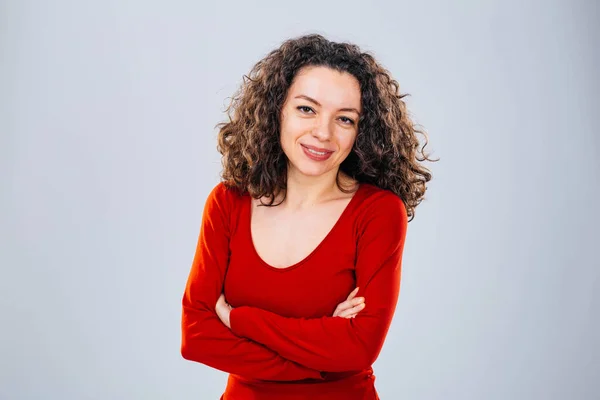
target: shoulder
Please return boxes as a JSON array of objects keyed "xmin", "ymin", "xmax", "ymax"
[
  {"xmin": 204, "ymin": 180, "xmax": 247, "ymax": 214},
  {"xmin": 353, "ymin": 183, "xmax": 408, "ymax": 235},
  {"xmin": 358, "ymin": 183, "xmax": 407, "ymax": 217},
  {"xmin": 209, "ymin": 180, "xmax": 246, "ymax": 200}
]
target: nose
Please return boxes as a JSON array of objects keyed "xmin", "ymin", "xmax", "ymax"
[{"xmin": 311, "ymin": 116, "xmax": 333, "ymax": 141}]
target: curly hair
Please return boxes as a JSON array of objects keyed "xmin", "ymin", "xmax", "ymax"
[{"xmin": 216, "ymin": 33, "xmax": 437, "ymax": 222}]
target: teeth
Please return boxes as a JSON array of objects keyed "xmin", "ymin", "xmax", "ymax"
[{"xmin": 306, "ymin": 147, "xmax": 327, "ymax": 156}]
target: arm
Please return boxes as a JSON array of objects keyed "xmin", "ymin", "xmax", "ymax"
[
  {"xmin": 229, "ymin": 193, "xmax": 408, "ymax": 372},
  {"xmin": 181, "ymin": 182, "xmax": 324, "ymax": 381}
]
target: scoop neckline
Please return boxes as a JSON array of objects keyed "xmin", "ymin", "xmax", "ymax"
[{"xmin": 247, "ymin": 184, "xmax": 364, "ymax": 273}]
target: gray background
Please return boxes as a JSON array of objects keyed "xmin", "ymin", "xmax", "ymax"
[{"xmin": 1, "ymin": 0, "xmax": 598, "ymax": 399}]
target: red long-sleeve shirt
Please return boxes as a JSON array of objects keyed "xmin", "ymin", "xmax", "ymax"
[{"xmin": 181, "ymin": 181, "xmax": 408, "ymax": 399}]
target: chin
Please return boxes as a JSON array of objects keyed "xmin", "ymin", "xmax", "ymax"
[
  {"xmin": 298, "ymin": 166, "xmax": 329, "ymax": 177},
  {"xmin": 290, "ymin": 160, "xmax": 332, "ymax": 177}
]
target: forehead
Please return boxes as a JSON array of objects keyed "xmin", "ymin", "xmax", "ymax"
[{"xmin": 288, "ymin": 66, "xmax": 361, "ymax": 110}]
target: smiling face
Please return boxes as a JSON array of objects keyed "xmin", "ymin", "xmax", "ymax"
[{"xmin": 279, "ymin": 65, "xmax": 362, "ymax": 182}]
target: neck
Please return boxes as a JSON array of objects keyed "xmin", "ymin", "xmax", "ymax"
[{"xmin": 282, "ymin": 166, "xmax": 343, "ymax": 209}]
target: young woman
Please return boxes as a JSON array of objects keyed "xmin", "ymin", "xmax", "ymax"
[{"xmin": 181, "ymin": 33, "xmax": 435, "ymax": 399}]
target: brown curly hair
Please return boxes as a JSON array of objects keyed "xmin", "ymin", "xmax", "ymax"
[{"xmin": 216, "ymin": 33, "xmax": 437, "ymax": 221}]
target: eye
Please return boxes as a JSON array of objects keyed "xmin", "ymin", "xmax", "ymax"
[
  {"xmin": 297, "ymin": 106, "xmax": 314, "ymax": 114},
  {"xmin": 339, "ymin": 116, "xmax": 355, "ymax": 125}
]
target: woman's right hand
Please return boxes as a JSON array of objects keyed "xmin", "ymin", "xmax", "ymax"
[{"xmin": 332, "ymin": 287, "xmax": 366, "ymax": 319}]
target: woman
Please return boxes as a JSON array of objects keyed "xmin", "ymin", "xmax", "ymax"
[{"xmin": 181, "ymin": 33, "xmax": 435, "ymax": 399}]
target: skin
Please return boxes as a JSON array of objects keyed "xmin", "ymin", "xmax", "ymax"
[
  {"xmin": 278, "ymin": 64, "xmax": 362, "ymax": 208},
  {"xmin": 216, "ymin": 65, "xmax": 368, "ymax": 328}
]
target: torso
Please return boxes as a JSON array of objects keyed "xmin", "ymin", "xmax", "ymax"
[
  {"xmin": 250, "ymin": 181, "xmax": 359, "ymax": 269},
  {"xmin": 220, "ymin": 180, "xmax": 400, "ymax": 399}
]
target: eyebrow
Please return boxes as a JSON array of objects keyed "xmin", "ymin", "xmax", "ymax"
[{"xmin": 294, "ymin": 95, "xmax": 361, "ymax": 115}]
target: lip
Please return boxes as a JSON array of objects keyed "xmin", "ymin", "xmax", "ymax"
[
  {"xmin": 301, "ymin": 144, "xmax": 334, "ymax": 153},
  {"xmin": 301, "ymin": 144, "xmax": 334, "ymax": 161}
]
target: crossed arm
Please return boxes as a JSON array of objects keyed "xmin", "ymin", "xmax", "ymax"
[
  {"xmin": 181, "ymin": 183, "xmax": 407, "ymax": 378},
  {"xmin": 180, "ymin": 184, "xmax": 322, "ymax": 381}
]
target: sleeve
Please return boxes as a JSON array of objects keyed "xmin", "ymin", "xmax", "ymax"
[
  {"xmin": 180, "ymin": 182, "xmax": 324, "ymax": 381},
  {"xmin": 229, "ymin": 193, "xmax": 408, "ymax": 372}
]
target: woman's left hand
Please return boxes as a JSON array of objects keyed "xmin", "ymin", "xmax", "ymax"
[{"xmin": 215, "ymin": 293, "xmax": 233, "ymax": 329}]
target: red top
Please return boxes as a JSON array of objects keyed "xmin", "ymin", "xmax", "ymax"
[{"xmin": 181, "ymin": 181, "xmax": 408, "ymax": 399}]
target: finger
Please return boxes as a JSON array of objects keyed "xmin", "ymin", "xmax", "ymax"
[
  {"xmin": 332, "ymin": 302, "xmax": 350, "ymax": 317},
  {"xmin": 352, "ymin": 297, "xmax": 365, "ymax": 306},
  {"xmin": 344, "ymin": 297, "xmax": 365, "ymax": 309},
  {"xmin": 339, "ymin": 307, "xmax": 363, "ymax": 319},
  {"xmin": 346, "ymin": 287, "xmax": 360, "ymax": 301},
  {"xmin": 333, "ymin": 297, "xmax": 365, "ymax": 316},
  {"xmin": 333, "ymin": 301, "xmax": 353, "ymax": 317},
  {"xmin": 216, "ymin": 294, "xmax": 229, "ymax": 311},
  {"xmin": 338, "ymin": 303, "xmax": 366, "ymax": 318},
  {"xmin": 333, "ymin": 291, "xmax": 363, "ymax": 317}
]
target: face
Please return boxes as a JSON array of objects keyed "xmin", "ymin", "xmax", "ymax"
[{"xmin": 279, "ymin": 65, "xmax": 362, "ymax": 181}]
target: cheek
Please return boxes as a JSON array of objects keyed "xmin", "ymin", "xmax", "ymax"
[
  {"xmin": 279, "ymin": 122, "xmax": 300, "ymax": 156},
  {"xmin": 280, "ymin": 118, "xmax": 310, "ymax": 149},
  {"xmin": 285, "ymin": 117, "xmax": 309, "ymax": 135},
  {"xmin": 338, "ymin": 134, "xmax": 357, "ymax": 154}
]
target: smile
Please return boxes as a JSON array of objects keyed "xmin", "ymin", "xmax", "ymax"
[{"xmin": 301, "ymin": 144, "xmax": 334, "ymax": 161}]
